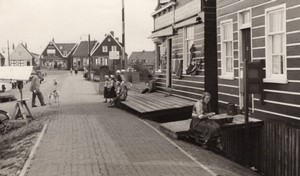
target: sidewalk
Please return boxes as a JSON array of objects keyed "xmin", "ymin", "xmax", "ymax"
[{"xmin": 25, "ymin": 73, "xmax": 215, "ymax": 176}]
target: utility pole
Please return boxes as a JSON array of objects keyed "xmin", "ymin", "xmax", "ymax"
[
  {"xmin": 7, "ymin": 40, "xmax": 10, "ymax": 66},
  {"xmin": 122, "ymin": 0, "xmax": 126, "ymax": 70},
  {"xmin": 88, "ymin": 34, "xmax": 91, "ymax": 80}
]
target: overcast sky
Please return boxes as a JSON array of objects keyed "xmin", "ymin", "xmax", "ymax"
[{"xmin": 0, "ymin": 0, "xmax": 157, "ymax": 56}]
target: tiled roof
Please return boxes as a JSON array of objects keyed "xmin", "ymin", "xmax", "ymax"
[
  {"xmin": 0, "ymin": 53, "xmax": 5, "ymax": 58},
  {"xmin": 31, "ymin": 52, "xmax": 39, "ymax": 59},
  {"xmin": 128, "ymin": 51, "xmax": 155, "ymax": 65},
  {"xmin": 55, "ymin": 43, "xmax": 77, "ymax": 56},
  {"xmin": 73, "ymin": 41, "xmax": 97, "ymax": 57}
]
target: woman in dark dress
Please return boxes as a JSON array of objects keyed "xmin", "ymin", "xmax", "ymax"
[
  {"xmin": 103, "ymin": 75, "xmax": 109, "ymax": 103},
  {"xmin": 190, "ymin": 92, "xmax": 222, "ymax": 150}
]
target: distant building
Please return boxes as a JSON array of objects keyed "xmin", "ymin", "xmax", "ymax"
[
  {"xmin": 72, "ymin": 40, "xmax": 97, "ymax": 70},
  {"xmin": 40, "ymin": 40, "xmax": 77, "ymax": 70},
  {"xmin": 128, "ymin": 51, "xmax": 155, "ymax": 70},
  {"xmin": 0, "ymin": 53, "xmax": 5, "ymax": 66},
  {"xmin": 91, "ymin": 31, "xmax": 127, "ymax": 71},
  {"xmin": 9, "ymin": 43, "xmax": 35, "ymax": 66},
  {"xmin": 31, "ymin": 52, "xmax": 40, "ymax": 67}
]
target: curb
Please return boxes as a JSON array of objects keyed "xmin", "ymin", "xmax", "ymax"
[
  {"xmin": 19, "ymin": 123, "xmax": 49, "ymax": 176},
  {"xmin": 138, "ymin": 119, "xmax": 218, "ymax": 176}
]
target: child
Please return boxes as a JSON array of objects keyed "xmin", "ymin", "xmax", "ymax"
[
  {"xmin": 109, "ymin": 81, "xmax": 121, "ymax": 107},
  {"xmin": 107, "ymin": 75, "xmax": 116, "ymax": 103}
]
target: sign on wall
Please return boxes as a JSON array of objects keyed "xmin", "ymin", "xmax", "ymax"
[{"xmin": 109, "ymin": 51, "xmax": 119, "ymax": 60}]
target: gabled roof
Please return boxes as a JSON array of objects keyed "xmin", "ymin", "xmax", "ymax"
[
  {"xmin": 55, "ymin": 43, "xmax": 78, "ymax": 57},
  {"xmin": 31, "ymin": 52, "xmax": 39, "ymax": 59},
  {"xmin": 129, "ymin": 51, "xmax": 155, "ymax": 65},
  {"xmin": 0, "ymin": 53, "xmax": 5, "ymax": 58},
  {"xmin": 91, "ymin": 33, "xmax": 123, "ymax": 56},
  {"xmin": 72, "ymin": 41, "xmax": 97, "ymax": 57},
  {"xmin": 10, "ymin": 43, "xmax": 34, "ymax": 60},
  {"xmin": 41, "ymin": 41, "xmax": 77, "ymax": 58}
]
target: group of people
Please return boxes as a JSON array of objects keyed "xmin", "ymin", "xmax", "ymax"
[{"xmin": 103, "ymin": 70, "xmax": 128, "ymax": 108}]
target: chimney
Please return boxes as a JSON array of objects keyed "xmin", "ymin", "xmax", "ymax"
[
  {"xmin": 115, "ymin": 37, "xmax": 119, "ymax": 42},
  {"xmin": 12, "ymin": 43, "xmax": 15, "ymax": 50},
  {"xmin": 110, "ymin": 31, "xmax": 114, "ymax": 36},
  {"xmin": 25, "ymin": 42, "xmax": 27, "ymax": 49}
]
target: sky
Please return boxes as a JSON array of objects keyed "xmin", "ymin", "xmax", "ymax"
[{"xmin": 0, "ymin": 0, "xmax": 157, "ymax": 57}]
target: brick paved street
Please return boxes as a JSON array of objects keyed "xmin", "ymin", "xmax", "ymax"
[{"xmin": 25, "ymin": 73, "xmax": 215, "ymax": 176}]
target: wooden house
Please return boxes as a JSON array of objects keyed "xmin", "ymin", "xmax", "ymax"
[
  {"xmin": 40, "ymin": 40, "xmax": 77, "ymax": 70},
  {"xmin": 91, "ymin": 31, "xmax": 127, "ymax": 72},
  {"xmin": 9, "ymin": 43, "xmax": 35, "ymax": 67},
  {"xmin": 150, "ymin": 0, "xmax": 218, "ymax": 111},
  {"xmin": 128, "ymin": 51, "xmax": 156, "ymax": 71},
  {"xmin": 72, "ymin": 40, "xmax": 97, "ymax": 70},
  {"xmin": 217, "ymin": 0, "xmax": 300, "ymax": 175}
]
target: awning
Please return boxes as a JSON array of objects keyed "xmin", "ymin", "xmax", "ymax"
[
  {"xmin": 174, "ymin": 12, "xmax": 204, "ymax": 29},
  {"xmin": 149, "ymin": 26, "xmax": 173, "ymax": 38}
]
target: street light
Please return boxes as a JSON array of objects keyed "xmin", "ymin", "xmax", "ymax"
[
  {"xmin": 80, "ymin": 34, "xmax": 91, "ymax": 80},
  {"xmin": 121, "ymin": 0, "xmax": 126, "ymax": 70},
  {"xmin": 2, "ymin": 40, "xmax": 11, "ymax": 66}
]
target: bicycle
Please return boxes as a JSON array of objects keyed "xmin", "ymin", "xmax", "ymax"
[{"xmin": 0, "ymin": 110, "xmax": 11, "ymax": 134}]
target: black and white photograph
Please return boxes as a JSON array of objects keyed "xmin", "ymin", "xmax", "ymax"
[{"xmin": 0, "ymin": 0, "xmax": 299, "ymax": 175}]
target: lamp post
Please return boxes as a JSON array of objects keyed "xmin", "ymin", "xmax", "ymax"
[
  {"xmin": 80, "ymin": 34, "xmax": 91, "ymax": 80},
  {"xmin": 2, "ymin": 40, "xmax": 11, "ymax": 66},
  {"xmin": 88, "ymin": 34, "xmax": 91, "ymax": 80},
  {"xmin": 122, "ymin": 0, "xmax": 126, "ymax": 70}
]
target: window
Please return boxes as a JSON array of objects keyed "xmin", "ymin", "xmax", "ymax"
[
  {"xmin": 265, "ymin": 5, "xmax": 287, "ymax": 83},
  {"xmin": 18, "ymin": 60, "xmax": 24, "ymax": 66},
  {"xmin": 102, "ymin": 46, "xmax": 108, "ymax": 52},
  {"xmin": 240, "ymin": 10, "xmax": 251, "ymax": 29},
  {"xmin": 99, "ymin": 58, "xmax": 107, "ymax": 65},
  {"xmin": 11, "ymin": 60, "xmax": 16, "ymax": 66},
  {"xmin": 220, "ymin": 20, "xmax": 234, "ymax": 78},
  {"xmin": 183, "ymin": 25, "xmax": 194, "ymax": 71},
  {"xmin": 47, "ymin": 49, "xmax": 56, "ymax": 55},
  {"xmin": 111, "ymin": 46, "xmax": 117, "ymax": 51}
]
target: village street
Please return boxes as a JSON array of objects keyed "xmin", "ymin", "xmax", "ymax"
[{"xmin": 0, "ymin": 70, "xmax": 259, "ymax": 176}]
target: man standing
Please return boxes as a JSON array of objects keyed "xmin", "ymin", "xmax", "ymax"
[{"xmin": 30, "ymin": 71, "xmax": 46, "ymax": 107}]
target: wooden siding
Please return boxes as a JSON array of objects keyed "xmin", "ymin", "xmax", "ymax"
[
  {"xmin": 156, "ymin": 73, "xmax": 204, "ymax": 100},
  {"xmin": 217, "ymin": 0, "xmax": 300, "ymax": 175},
  {"xmin": 260, "ymin": 120, "xmax": 300, "ymax": 176}
]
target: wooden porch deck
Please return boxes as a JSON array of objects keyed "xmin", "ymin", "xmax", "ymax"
[
  {"xmin": 120, "ymin": 91, "xmax": 195, "ymax": 122},
  {"xmin": 160, "ymin": 114, "xmax": 264, "ymax": 169}
]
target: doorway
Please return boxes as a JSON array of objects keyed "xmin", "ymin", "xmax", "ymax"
[{"xmin": 239, "ymin": 28, "xmax": 252, "ymax": 110}]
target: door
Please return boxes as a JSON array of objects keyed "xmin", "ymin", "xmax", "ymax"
[
  {"xmin": 239, "ymin": 28, "xmax": 252, "ymax": 110},
  {"xmin": 166, "ymin": 38, "xmax": 172, "ymax": 88}
]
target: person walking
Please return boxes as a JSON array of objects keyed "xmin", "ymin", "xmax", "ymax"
[
  {"xmin": 70, "ymin": 67, "xmax": 73, "ymax": 75},
  {"xmin": 74, "ymin": 66, "xmax": 78, "ymax": 76},
  {"xmin": 30, "ymin": 71, "xmax": 46, "ymax": 107}
]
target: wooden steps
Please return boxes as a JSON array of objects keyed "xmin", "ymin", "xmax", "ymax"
[{"xmin": 120, "ymin": 91, "xmax": 195, "ymax": 122}]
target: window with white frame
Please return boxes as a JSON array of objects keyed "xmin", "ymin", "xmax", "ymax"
[
  {"xmin": 99, "ymin": 58, "xmax": 107, "ymax": 65},
  {"xmin": 111, "ymin": 46, "xmax": 117, "ymax": 51},
  {"xmin": 11, "ymin": 60, "xmax": 16, "ymax": 66},
  {"xmin": 183, "ymin": 25, "xmax": 194, "ymax": 71},
  {"xmin": 102, "ymin": 46, "xmax": 108, "ymax": 52},
  {"xmin": 265, "ymin": 5, "xmax": 286, "ymax": 82},
  {"xmin": 221, "ymin": 20, "xmax": 234, "ymax": 78},
  {"xmin": 18, "ymin": 60, "xmax": 24, "ymax": 66}
]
